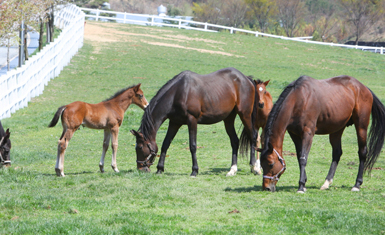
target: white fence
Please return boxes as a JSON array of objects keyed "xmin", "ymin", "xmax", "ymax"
[
  {"xmin": 80, "ymin": 7, "xmax": 384, "ymax": 55},
  {"xmin": 0, "ymin": 4, "xmax": 84, "ymax": 120}
]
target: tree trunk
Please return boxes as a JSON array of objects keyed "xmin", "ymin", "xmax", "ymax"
[
  {"xmin": 50, "ymin": 5, "xmax": 54, "ymax": 42},
  {"xmin": 39, "ymin": 20, "xmax": 44, "ymax": 51},
  {"xmin": 7, "ymin": 39, "xmax": 10, "ymax": 71},
  {"xmin": 46, "ymin": 21, "xmax": 50, "ymax": 43},
  {"xmin": 24, "ymin": 26, "xmax": 28, "ymax": 61}
]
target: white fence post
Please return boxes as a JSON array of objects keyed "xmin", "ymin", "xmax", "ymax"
[
  {"xmin": 204, "ymin": 22, "xmax": 207, "ymax": 31},
  {"xmin": 178, "ymin": 19, "xmax": 181, "ymax": 29},
  {"xmin": 151, "ymin": 16, "xmax": 154, "ymax": 26},
  {"xmin": 124, "ymin": 12, "xmax": 126, "ymax": 23},
  {"xmin": 381, "ymin": 47, "xmax": 384, "ymax": 55},
  {"xmin": 96, "ymin": 9, "xmax": 99, "ymax": 21},
  {"xmin": 255, "ymin": 31, "xmax": 259, "ymax": 37},
  {"xmin": 230, "ymin": 27, "xmax": 233, "ymax": 34}
]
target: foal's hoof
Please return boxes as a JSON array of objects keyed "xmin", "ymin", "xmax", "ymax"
[
  {"xmin": 111, "ymin": 166, "xmax": 119, "ymax": 173},
  {"xmin": 55, "ymin": 168, "xmax": 65, "ymax": 177},
  {"xmin": 351, "ymin": 187, "xmax": 360, "ymax": 192},
  {"xmin": 99, "ymin": 165, "xmax": 105, "ymax": 173},
  {"xmin": 297, "ymin": 188, "xmax": 307, "ymax": 193}
]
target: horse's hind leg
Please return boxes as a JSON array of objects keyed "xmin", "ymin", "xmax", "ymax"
[
  {"xmin": 55, "ymin": 128, "xmax": 75, "ymax": 177},
  {"xmin": 110, "ymin": 126, "xmax": 120, "ymax": 172},
  {"xmin": 223, "ymin": 112, "xmax": 239, "ymax": 176},
  {"xmin": 352, "ymin": 126, "xmax": 368, "ymax": 192},
  {"xmin": 99, "ymin": 129, "xmax": 111, "ymax": 173},
  {"xmin": 187, "ymin": 115, "xmax": 199, "ymax": 177},
  {"xmin": 321, "ymin": 128, "xmax": 345, "ymax": 190}
]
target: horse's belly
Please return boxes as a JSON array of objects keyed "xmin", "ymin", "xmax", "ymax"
[{"xmin": 315, "ymin": 116, "xmax": 351, "ymax": 134}]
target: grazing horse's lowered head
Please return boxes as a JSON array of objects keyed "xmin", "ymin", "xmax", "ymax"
[
  {"xmin": 0, "ymin": 122, "xmax": 11, "ymax": 167},
  {"xmin": 130, "ymin": 129, "xmax": 158, "ymax": 172}
]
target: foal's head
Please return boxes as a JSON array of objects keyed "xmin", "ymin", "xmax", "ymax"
[
  {"xmin": 258, "ymin": 143, "xmax": 286, "ymax": 192},
  {"xmin": 255, "ymin": 80, "xmax": 270, "ymax": 109},
  {"xmin": 130, "ymin": 130, "xmax": 158, "ymax": 172},
  {"xmin": 0, "ymin": 128, "xmax": 11, "ymax": 167},
  {"xmin": 131, "ymin": 83, "xmax": 149, "ymax": 110}
]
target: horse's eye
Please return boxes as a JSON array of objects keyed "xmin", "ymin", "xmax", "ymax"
[
  {"xmin": 137, "ymin": 94, "xmax": 143, "ymax": 99},
  {"xmin": 269, "ymin": 162, "xmax": 275, "ymax": 167}
]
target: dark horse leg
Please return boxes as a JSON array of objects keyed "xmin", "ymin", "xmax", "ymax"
[
  {"xmin": 352, "ymin": 125, "xmax": 368, "ymax": 191},
  {"xmin": 156, "ymin": 122, "xmax": 182, "ymax": 174},
  {"xmin": 223, "ymin": 111, "xmax": 240, "ymax": 176},
  {"xmin": 289, "ymin": 129, "xmax": 314, "ymax": 193},
  {"xmin": 320, "ymin": 128, "xmax": 345, "ymax": 190},
  {"xmin": 187, "ymin": 114, "xmax": 199, "ymax": 177},
  {"xmin": 239, "ymin": 113, "xmax": 258, "ymax": 174}
]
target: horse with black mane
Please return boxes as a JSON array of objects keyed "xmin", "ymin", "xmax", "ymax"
[
  {"xmin": 48, "ymin": 83, "xmax": 148, "ymax": 177},
  {"xmin": 259, "ymin": 75, "xmax": 385, "ymax": 193},
  {"xmin": 131, "ymin": 67, "xmax": 260, "ymax": 177},
  {"xmin": 0, "ymin": 121, "xmax": 11, "ymax": 167}
]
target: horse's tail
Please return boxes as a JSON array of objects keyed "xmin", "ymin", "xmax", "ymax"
[
  {"xmin": 364, "ymin": 90, "xmax": 385, "ymax": 173},
  {"xmin": 239, "ymin": 78, "xmax": 258, "ymax": 156},
  {"xmin": 48, "ymin": 106, "xmax": 66, "ymax": 127}
]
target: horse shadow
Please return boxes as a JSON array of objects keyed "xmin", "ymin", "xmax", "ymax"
[{"xmin": 224, "ymin": 185, "xmax": 320, "ymax": 193}]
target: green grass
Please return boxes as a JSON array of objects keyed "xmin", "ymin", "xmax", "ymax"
[{"xmin": 1, "ymin": 21, "xmax": 385, "ymax": 234}]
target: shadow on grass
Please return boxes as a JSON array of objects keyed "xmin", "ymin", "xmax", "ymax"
[{"xmin": 225, "ymin": 185, "xmax": 320, "ymax": 193}]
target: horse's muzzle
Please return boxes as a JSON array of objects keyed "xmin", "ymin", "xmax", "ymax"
[
  {"xmin": 138, "ymin": 166, "xmax": 151, "ymax": 173},
  {"xmin": 263, "ymin": 184, "xmax": 276, "ymax": 192},
  {"xmin": 259, "ymin": 102, "xmax": 265, "ymax": 109}
]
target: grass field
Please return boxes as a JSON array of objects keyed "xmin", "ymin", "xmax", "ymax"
[{"xmin": 1, "ymin": 21, "xmax": 385, "ymax": 234}]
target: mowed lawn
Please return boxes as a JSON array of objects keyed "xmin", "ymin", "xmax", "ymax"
[{"xmin": 1, "ymin": 21, "xmax": 385, "ymax": 234}]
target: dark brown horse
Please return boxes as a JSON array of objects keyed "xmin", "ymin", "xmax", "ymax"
[
  {"xmin": 254, "ymin": 79, "xmax": 273, "ymax": 175},
  {"xmin": 131, "ymin": 68, "xmax": 259, "ymax": 177},
  {"xmin": 259, "ymin": 75, "xmax": 385, "ymax": 193},
  {"xmin": 0, "ymin": 121, "xmax": 11, "ymax": 167},
  {"xmin": 48, "ymin": 84, "xmax": 148, "ymax": 177}
]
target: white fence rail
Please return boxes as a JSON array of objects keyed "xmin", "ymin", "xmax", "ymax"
[
  {"xmin": 0, "ymin": 4, "xmax": 84, "ymax": 120},
  {"xmin": 80, "ymin": 7, "xmax": 384, "ymax": 55}
]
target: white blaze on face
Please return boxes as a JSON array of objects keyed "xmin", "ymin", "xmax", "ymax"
[{"xmin": 259, "ymin": 87, "xmax": 264, "ymax": 92}]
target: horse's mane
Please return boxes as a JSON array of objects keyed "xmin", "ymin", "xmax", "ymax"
[
  {"xmin": 103, "ymin": 84, "xmax": 138, "ymax": 102},
  {"xmin": 263, "ymin": 76, "xmax": 307, "ymax": 147},
  {"xmin": 139, "ymin": 71, "xmax": 191, "ymax": 139},
  {"xmin": 0, "ymin": 121, "xmax": 5, "ymax": 137},
  {"xmin": 255, "ymin": 79, "xmax": 263, "ymax": 84}
]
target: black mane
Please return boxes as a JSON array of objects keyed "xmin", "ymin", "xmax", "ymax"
[
  {"xmin": 263, "ymin": 76, "xmax": 307, "ymax": 148},
  {"xmin": 103, "ymin": 84, "xmax": 138, "ymax": 102},
  {"xmin": 139, "ymin": 71, "xmax": 191, "ymax": 139}
]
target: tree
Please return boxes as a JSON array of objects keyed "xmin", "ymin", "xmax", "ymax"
[
  {"xmin": 275, "ymin": 0, "xmax": 307, "ymax": 37},
  {"xmin": 245, "ymin": 0, "xmax": 277, "ymax": 33},
  {"xmin": 338, "ymin": 0, "xmax": 385, "ymax": 44}
]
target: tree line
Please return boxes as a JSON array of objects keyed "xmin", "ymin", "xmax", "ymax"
[{"xmin": 190, "ymin": 0, "xmax": 385, "ymax": 44}]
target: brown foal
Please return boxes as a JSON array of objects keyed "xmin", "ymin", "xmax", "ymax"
[{"xmin": 48, "ymin": 83, "xmax": 148, "ymax": 177}]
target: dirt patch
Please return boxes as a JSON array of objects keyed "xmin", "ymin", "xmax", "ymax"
[{"xmin": 83, "ymin": 21, "xmax": 237, "ymax": 56}]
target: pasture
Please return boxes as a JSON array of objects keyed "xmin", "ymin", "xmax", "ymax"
[{"xmin": 1, "ymin": 21, "xmax": 385, "ymax": 234}]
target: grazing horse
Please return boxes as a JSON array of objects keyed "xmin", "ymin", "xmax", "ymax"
[
  {"xmin": 48, "ymin": 83, "xmax": 148, "ymax": 177},
  {"xmin": 259, "ymin": 75, "xmax": 385, "ymax": 193},
  {"xmin": 0, "ymin": 121, "xmax": 11, "ymax": 167},
  {"xmin": 253, "ymin": 79, "xmax": 273, "ymax": 175},
  {"xmin": 131, "ymin": 67, "xmax": 259, "ymax": 177}
]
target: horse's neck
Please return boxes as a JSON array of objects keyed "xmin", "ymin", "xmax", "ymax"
[
  {"xmin": 112, "ymin": 91, "xmax": 133, "ymax": 111},
  {"xmin": 144, "ymin": 104, "xmax": 170, "ymax": 141},
  {"xmin": 269, "ymin": 102, "xmax": 294, "ymax": 151}
]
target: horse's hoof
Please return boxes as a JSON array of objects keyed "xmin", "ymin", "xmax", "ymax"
[
  {"xmin": 55, "ymin": 168, "xmax": 65, "ymax": 177},
  {"xmin": 320, "ymin": 185, "xmax": 328, "ymax": 190},
  {"xmin": 156, "ymin": 170, "xmax": 163, "ymax": 174},
  {"xmin": 226, "ymin": 172, "xmax": 236, "ymax": 177},
  {"xmin": 99, "ymin": 165, "xmax": 105, "ymax": 173},
  {"xmin": 351, "ymin": 187, "xmax": 360, "ymax": 192},
  {"xmin": 111, "ymin": 166, "xmax": 119, "ymax": 172},
  {"xmin": 297, "ymin": 190, "xmax": 305, "ymax": 194}
]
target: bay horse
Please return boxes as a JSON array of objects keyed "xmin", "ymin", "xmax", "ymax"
[
  {"xmin": 253, "ymin": 79, "xmax": 273, "ymax": 175},
  {"xmin": 48, "ymin": 83, "xmax": 148, "ymax": 177},
  {"xmin": 130, "ymin": 67, "xmax": 259, "ymax": 177},
  {"xmin": 0, "ymin": 121, "xmax": 11, "ymax": 167},
  {"xmin": 259, "ymin": 75, "xmax": 385, "ymax": 193}
]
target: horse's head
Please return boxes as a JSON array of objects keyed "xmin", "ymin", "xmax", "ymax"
[
  {"xmin": 131, "ymin": 130, "xmax": 158, "ymax": 172},
  {"xmin": 255, "ymin": 80, "xmax": 270, "ymax": 109},
  {"xmin": 0, "ymin": 128, "xmax": 11, "ymax": 167},
  {"xmin": 132, "ymin": 83, "xmax": 149, "ymax": 110},
  {"xmin": 258, "ymin": 143, "xmax": 286, "ymax": 192}
]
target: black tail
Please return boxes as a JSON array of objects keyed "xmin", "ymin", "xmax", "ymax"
[
  {"xmin": 239, "ymin": 78, "xmax": 258, "ymax": 156},
  {"xmin": 364, "ymin": 90, "xmax": 385, "ymax": 173},
  {"xmin": 48, "ymin": 106, "xmax": 66, "ymax": 127}
]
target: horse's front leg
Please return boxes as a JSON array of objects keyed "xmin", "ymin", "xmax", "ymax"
[
  {"xmin": 110, "ymin": 126, "xmax": 120, "ymax": 172},
  {"xmin": 187, "ymin": 115, "xmax": 199, "ymax": 177},
  {"xmin": 99, "ymin": 129, "xmax": 111, "ymax": 173},
  {"xmin": 55, "ymin": 128, "xmax": 75, "ymax": 177},
  {"xmin": 157, "ymin": 122, "xmax": 181, "ymax": 174}
]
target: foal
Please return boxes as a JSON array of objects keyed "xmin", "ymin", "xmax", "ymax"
[
  {"xmin": 48, "ymin": 83, "xmax": 148, "ymax": 177},
  {"xmin": 0, "ymin": 121, "xmax": 11, "ymax": 167}
]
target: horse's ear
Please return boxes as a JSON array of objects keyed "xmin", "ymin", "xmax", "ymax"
[
  {"xmin": 264, "ymin": 80, "xmax": 270, "ymax": 86},
  {"xmin": 130, "ymin": 129, "xmax": 142, "ymax": 139},
  {"xmin": 134, "ymin": 83, "xmax": 141, "ymax": 93},
  {"xmin": 5, "ymin": 128, "xmax": 10, "ymax": 137}
]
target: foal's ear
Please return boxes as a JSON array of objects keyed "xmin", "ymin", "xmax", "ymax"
[
  {"xmin": 134, "ymin": 83, "xmax": 142, "ymax": 93},
  {"xmin": 264, "ymin": 80, "xmax": 270, "ymax": 86},
  {"xmin": 254, "ymin": 147, "xmax": 263, "ymax": 152}
]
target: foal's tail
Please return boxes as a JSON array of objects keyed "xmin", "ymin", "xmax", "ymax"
[
  {"xmin": 365, "ymin": 90, "xmax": 385, "ymax": 173},
  {"xmin": 48, "ymin": 106, "xmax": 66, "ymax": 127},
  {"xmin": 239, "ymin": 78, "xmax": 258, "ymax": 156}
]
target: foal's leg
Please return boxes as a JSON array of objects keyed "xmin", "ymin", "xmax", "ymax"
[
  {"xmin": 55, "ymin": 128, "xmax": 75, "ymax": 177},
  {"xmin": 99, "ymin": 129, "xmax": 111, "ymax": 173},
  {"xmin": 320, "ymin": 128, "xmax": 344, "ymax": 190},
  {"xmin": 157, "ymin": 122, "xmax": 181, "ymax": 174},
  {"xmin": 187, "ymin": 115, "xmax": 199, "ymax": 177},
  {"xmin": 110, "ymin": 125, "xmax": 120, "ymax": 172},
  {"xmin": 224, "ymin": 112, "xmax": 240, "ymax": 176}
]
